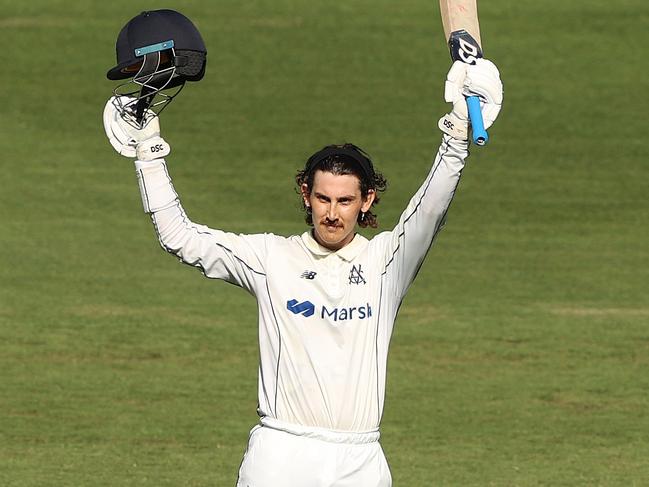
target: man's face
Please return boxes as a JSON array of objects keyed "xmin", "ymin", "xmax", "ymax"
[{"xmin": 302, "ymin": 170, "xmax": 375, "ymax": 251}]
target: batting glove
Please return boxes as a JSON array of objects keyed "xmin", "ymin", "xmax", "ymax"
[
  {"xmin": 103, "ymin": 96, "xmax": 171, "ymax": 161},
  {"xmin": 438, "ymin": 59, "xmax": 503, "ymax": 141}
]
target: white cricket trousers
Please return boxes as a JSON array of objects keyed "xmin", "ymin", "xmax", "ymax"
[{"xmin": 236, "ymin": 418, "xmax": 392, "ymax": 487}]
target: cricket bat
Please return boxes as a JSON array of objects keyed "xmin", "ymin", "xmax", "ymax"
[{"xmin": 439, "ymin": 0, "xmax": 489, "ymax": 145}]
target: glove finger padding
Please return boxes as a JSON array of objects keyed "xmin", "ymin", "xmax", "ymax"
[
  {"xmin": 102, "ymin": 96, "xmax": 162, "ymax": 158},
  {"xmin": 443, "ymin": 61, "xmax": 469, "ymax": 119},
  {"xmin": 463, "ymin": 59, "xmax": 503, "ymax": 130},
  {"xmin": 103, "ymin": 97, "xmax": 136, "ymax": 157},
  {"xmin": 439, "ymin": 61, "xmax": 469, "ymax": 140}
]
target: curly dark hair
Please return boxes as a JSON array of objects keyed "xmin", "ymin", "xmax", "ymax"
[{"xmin": 295, "ymin": 143, "xmax": 388, "ymax": 228}]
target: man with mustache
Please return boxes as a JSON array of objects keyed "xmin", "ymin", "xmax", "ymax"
[{"xmin": 104, "ymin": 18, "xmax": 502, "ymax": 484}]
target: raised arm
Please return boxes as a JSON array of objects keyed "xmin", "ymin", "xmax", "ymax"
[
  {"xmin": 103, "ymin": 97, "xmax": 269, "ymax": 295},
  {"xmin": 373, "ymin": 135, "xmax": 467, "ymax": 298},
  {"xmin": 374, "ymin": 58, "xmax": 503, "ymax": 299},
  {"xmin": 136, "ymin": 159, "xmax": 270, "ymax": 294}
]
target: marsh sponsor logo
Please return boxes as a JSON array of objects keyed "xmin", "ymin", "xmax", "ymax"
[
  {"xmin": 321, "ymin": 303, "xmax": 372, "ymax": 322},
  {"xmin": 287, "ymin": 298, "xmax": 372, "ymax": 322},
  {"xmin": 286, "ymin": 299, "xmax": 315, "ymax": 317}
]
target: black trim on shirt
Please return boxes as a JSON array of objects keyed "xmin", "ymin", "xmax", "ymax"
[{"xmin": 381, "ymin": 138, "xmax": 454, "ymax": 276}]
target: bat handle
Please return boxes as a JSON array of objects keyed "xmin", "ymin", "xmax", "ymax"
[{"xmin": 466, "ymin": 95, "xmax": 488, "ymax": 146}]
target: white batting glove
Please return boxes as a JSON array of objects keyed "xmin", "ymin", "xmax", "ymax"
[
  {"xmin": 102, "ymin": 96, "xmax": 171, "ymax": 161},
  {"xmin": 438, "ymin": 59, "xmax": 503, "ymax": 140}
]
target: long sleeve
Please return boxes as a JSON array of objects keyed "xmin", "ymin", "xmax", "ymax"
[
  {"xmin": 371, "ymin": 135, "xmax": 469, "ymax": 299},
  {"xmin": 134, "ymin": 159, "xmax": 270, "ymax": 295}
]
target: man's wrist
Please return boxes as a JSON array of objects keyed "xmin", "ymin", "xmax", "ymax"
[{"xmin": 134, "ymin": 158, "xmax": 166, "ymax": 169}]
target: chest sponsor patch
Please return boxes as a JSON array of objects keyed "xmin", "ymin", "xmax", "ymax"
[
  {"xmin": 321, "ymin": 303, "xmax": 372, "ymax": 321},
  {"xmin": 287, "ymin": 298, "xmax": 372, "ymax": 322},
  {"xmin": 286, "ymin": 299, "xmax": 315, "ymax": 317}
]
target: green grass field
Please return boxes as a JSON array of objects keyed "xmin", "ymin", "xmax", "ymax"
[{"xmin": 1, "ymin": 0, "xmax": 648, "ymax": 485}]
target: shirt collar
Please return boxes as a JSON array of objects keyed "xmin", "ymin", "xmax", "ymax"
[{"xmin": 300, "ymin": 231, "xmax": 368, "ymax": 261}]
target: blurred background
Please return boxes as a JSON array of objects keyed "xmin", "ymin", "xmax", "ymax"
[{"xmin": 1, "ymin": 0, "xmax": 648, "ymax": 485}]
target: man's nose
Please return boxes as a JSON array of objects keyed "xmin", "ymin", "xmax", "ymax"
[{"xmin": 326, "ymin": 203, "xmax": 338, "ymax": 221}]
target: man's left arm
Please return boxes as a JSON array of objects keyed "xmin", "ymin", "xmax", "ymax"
[{"xmin": 377, "ymin": 59, "xmax": 503, "ymax": 298}]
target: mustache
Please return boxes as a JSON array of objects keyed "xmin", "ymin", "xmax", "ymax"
[{"xmin": 321, "ymin": 218, "xmax": 342, "ymax": 227}]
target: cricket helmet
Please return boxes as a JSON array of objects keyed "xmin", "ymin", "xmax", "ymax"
[{"xmin": 107, "ymin": 9, "xmax": 207, "ymax": 128}]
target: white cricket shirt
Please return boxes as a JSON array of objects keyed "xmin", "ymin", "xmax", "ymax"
[{"xmin": 135, "ymin": 135, "xmax": 468, "ymax": 433}]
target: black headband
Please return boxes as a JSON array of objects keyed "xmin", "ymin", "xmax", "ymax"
[{"xmin": 305, "ymin": 146, "xmax": 375, "ymax": 182}]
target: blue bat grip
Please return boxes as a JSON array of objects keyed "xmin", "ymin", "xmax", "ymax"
[{"xmin": 466, "ymin": 95, "xmax": 488, "ymax": 146}]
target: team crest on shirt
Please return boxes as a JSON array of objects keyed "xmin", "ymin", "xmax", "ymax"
[{"xmin": 348, "ymin": 264, "xmax": 366, "ymax": 285}]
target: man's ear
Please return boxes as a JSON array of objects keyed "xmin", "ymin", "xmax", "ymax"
[
  {"xmin": 361, "ymin": 189, "xmax": 376, "ymax": 212},
  {"xmin": 301, "ymin": 183, "xmax": 310, "ymax": 206}
]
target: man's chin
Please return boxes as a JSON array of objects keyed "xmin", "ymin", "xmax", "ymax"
[{"xmin": 314, "ymin": 227, "xmax": 351, "ymax": 250}]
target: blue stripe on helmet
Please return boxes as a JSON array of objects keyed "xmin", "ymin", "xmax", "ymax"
[{"xmin": 134, "ymin": 40, "xmax": 175, "ymax": 57}]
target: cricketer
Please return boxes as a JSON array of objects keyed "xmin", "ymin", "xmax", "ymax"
[{"xmin": 103, "ymin": 9, "xmax": 503, "ymax": 487}]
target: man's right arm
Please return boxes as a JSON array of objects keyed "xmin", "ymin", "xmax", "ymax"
[
  {"xmin": 134, "ymin": 158, "xmax": 269, "ymax": 295},
  {"xmin": 103, "ymin": 96, "xmax": 269, "ymax": 295}
]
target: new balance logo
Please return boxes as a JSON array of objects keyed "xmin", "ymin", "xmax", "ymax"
[
  {"xmin": 287, "ymin": 299, "xmax": 315, "ymax": 317},
  {"xmin": 300, "ymin": 270, "xmax": 317, "ymax": 280}
]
